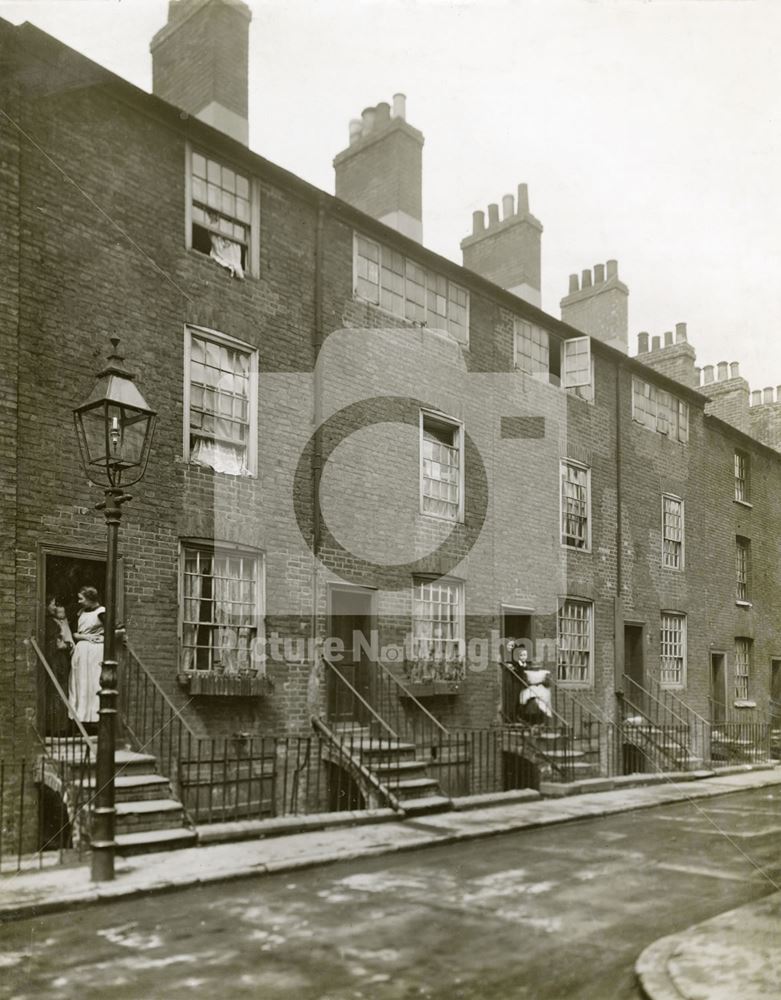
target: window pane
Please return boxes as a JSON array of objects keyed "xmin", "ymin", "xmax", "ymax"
[{"xmin": 660, "ymin": 613, "xmax": 686, "ymax": 685}]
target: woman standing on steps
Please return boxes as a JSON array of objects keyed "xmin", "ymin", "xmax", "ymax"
[{"xmin": 68, "ymin": 585, "xmax": 104, "ymax": 732}]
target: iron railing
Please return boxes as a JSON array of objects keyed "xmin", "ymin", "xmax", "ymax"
[{"xmin": 119, "ymin": 640, "xmax": 197, "ymax": 794}]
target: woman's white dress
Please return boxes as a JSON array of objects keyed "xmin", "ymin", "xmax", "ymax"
[{"xmin": 68, "ymin": 606, "xmax": 104, "ymax": 723}]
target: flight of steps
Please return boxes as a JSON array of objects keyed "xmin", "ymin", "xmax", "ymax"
[
  {"xmin": 503, "ymin": 724, "xmax": 601, "ymax": 782},
  {"xmin": 42, "ymin": 738, "xmax": 196, "ymax": 856},
  {"xmin": 621, "ymin": 721, "xmax": 702, "ymax": 772},
  {"xmin": 328, "ymin": 726, "xmax": 451, "ymax": 816}
]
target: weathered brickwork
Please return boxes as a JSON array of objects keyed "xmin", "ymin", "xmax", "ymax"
[{"xmin": 3, "ymin": 17, "xmax": 781, "ymax": 813}]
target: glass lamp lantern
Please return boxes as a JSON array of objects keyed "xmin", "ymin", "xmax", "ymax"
[{"xmin": 74, "ymin": 338, "xmax": 157, "ymax": 489}]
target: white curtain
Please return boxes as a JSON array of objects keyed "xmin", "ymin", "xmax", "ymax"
[
  {"xmin": 209, "ymin": 235, "xmax": 244, "ymax": 279},
  {"xmin": 182, "ymin": 554, "xmax": 202, "ymax": 671}
]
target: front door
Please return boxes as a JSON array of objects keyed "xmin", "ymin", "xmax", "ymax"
[
  {"xmin": 326, "ymin": 586, "xmax": 374, "ymax": 725},
  {"xmin": 710, "ymin": 653, "xmax": 727, "ymax": 724},
  {"xmin": 770, "ymin": 659, "xmax": 781, "ymax": 724},
  {"xmin": 624, "ymin": 624, "xmax": 645, "ymax": 711},
  {"xmin": 501, "ymin": 609, "xmax": 532, "ymax": 722},
  {"xmin": 40, "ymin": 551, "xmax": 108, "ymax": 736}
]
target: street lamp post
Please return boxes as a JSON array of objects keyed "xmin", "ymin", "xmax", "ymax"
[{"xmin": 73, "ymin": 337, "xmax": 156, "ymax": 882}]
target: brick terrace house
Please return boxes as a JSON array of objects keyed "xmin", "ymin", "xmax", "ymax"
[{"xmin": 2, "ymin": 0, "xmax": 780, "ymax": 853}]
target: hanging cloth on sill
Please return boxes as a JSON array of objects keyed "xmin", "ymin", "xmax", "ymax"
[{"xmin": 210, "ymin": 234, "xmax": 245, "ymax": 279}]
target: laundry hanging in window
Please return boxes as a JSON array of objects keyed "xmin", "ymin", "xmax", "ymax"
[{"xmin": 209, "ymin": 234, "xmax": 245, "ymax": 279}]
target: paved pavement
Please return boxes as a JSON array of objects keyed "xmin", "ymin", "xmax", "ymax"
[{"xmin": 1, "ymin": 765, "xmax": 780, "ymax": 999}]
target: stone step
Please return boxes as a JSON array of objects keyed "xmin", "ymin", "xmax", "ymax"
[
  {"xmin": 392, "ymin": 777, "xmax": 441, "ymax": 800},
  {"xmin": 115, "ymin": 798, "xmax": 187, "ymax": 835},
  {"xmin": 371, "ymin": 759, "xmax": 430, "ymax": 777},
  {"xmin": 400, "ymin": 794, "xmax": 452, "ymax": 817},
  {"xmin": 115, "ymin": 827, "xmax": 197, "ymax": 857},
  {"xmin": 77, "ymin": 773, "xmax": 171, "ymax": 803}
]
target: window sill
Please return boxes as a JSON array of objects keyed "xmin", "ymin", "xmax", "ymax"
[
  {"xmin": 736, "ymin": 600, "xmax": 753, "ymax": 608},
  {"xmin": 733, "ymin": 699, "xmax": 756, "ymax": 710},
  {"xmin": 178, "ymin": 672, "xmax": 273, "ymax": 697},
  {"xmin": 420, "ymin": 510, "xmax": 463, "ymax": 524},
  {"xmin": 399, "ymin": 680, "xmax": 461, "ymax": 698},
  {"xmin": 733, "ymin": 499, "xmax": 753, "ymax": 509},
  {"xmin": 185, "ymin": 460, "xmax": 258, "ymax": 480},
  {"xmin": 562, "ymin": 543, "xmax": 592, "ymax": 553}
]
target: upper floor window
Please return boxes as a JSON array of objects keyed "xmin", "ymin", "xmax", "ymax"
[
  {"xmin": 735, "ymin": 637, "xmax": 752, "ymax": 700},
  {"xmin": 632, "ymin": 378, "xmax": 689, "ymax": 443},
  {"xmin": 734, "ymin": 450, "xmax": 750, "ymax": 503},
  {"xmin": 514, "ymin": 319, "xmax": 594, "ymax": 401},
  {"xmin": 662, "ymin": 495, "xmax": 684, "ymax": 570},
  {"xmin": 736, "ymin": 536, "xmax": 750, "ymax": 602},
  {"xmin": 354, "ymin": 234, "xmax": 469, "ymax": 344},
  {"xmin": 184, "ymin": 327, "xmax": 257, "ymax": 476},
  {"xmin": 180, "ymin": 543, "xmax": 264, "ymax": 674},
  {"xmin": 187, "ymin": 147, "xmax": 258, "ymax": 278},
  {"xmin": 421, "ymin": 413, "xmax": 462, "ymax": 521},
  {"xmin": 557, "ymin": 598, "xmax": 593, "ymax": 684},
  {"xmin": 560, "ymin": 461, "xmax": 591, "ymax": 550},
  {"xmin": 412, "ymin": 578, "xmax": 464, "ymax": 663},
  {"xmin": 660, "ymin": 612, "xmax": 686, "ymax": 687}
]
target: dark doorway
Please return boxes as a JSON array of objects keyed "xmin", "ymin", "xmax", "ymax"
[
  {"xmin": 501, "ymin": 610, "xmax": 533, "ymax": 723},
  {"xmin": 326, "ymin": 586, "xmax": 375, "ymax": 725},
  {"xmin": 326, "ymin": 762, "xmax": 366, "ymax": 812},
  {"xmin": 624, "ymin": 624, "xmax": 645, "ymax": 714},
  {"xmin": 711, "ymin": 653, "xmax": 727, "ymax": 725},
  {"xmin": 502, "ymin": 609, "xmax": 533, "ymax": 658},
  {"xmin": 770, "ymin": 659, "xmax": 781, "ymax": 724},
  {"xmin": 40, "ymin": 552, "xmax": 107, "ymax": 737},
  {"xmin": 502, "ymin": 751, "xmax": 539, "ymax": 791}
]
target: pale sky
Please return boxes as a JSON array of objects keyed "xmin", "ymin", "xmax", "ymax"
[{"xmin": 3, "ymin": 0, "xmax": 781, "ymax": 392}]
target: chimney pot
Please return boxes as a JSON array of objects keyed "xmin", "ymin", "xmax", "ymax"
[
  {"xmin": 568, "ymin": 274, "xmax": 579, "ymax": 294},
  {"xmin": 375, "ymin": 101, "xmax": 391, "ymax": 128},
  {"xmin": 349, "ymin": 119, "xmax": 363, "ymax": 144},
  {"xmin": 581, "ymin": 269, "xmax": 592, "ymax": 289},
  {"xmin": 717, "ymin": 361, "xmax": 729, "ymax": 381},
  {"xmin": 392, "ymin": 93, "xmax": 406, "ymax": 120},
  {"xmin": 675, "ymin": 322, "xmax": 687, "ymax": 343},
  {"xmin": 502, "ymin": 194, "xmax": 514, "ymax": 220},
  {"xmin": 594, "ymin": 263, "xmax": 605, "ymax": 284},
  {"xmin": 764, "ymin": 387, "xmax": 774, "ymax": 404},
  {"xmin": 730, "ymin": 363, "xmax": 740, "ymax": 379},
  {"xmin": 516, "ymin": 183, "xmax": 529, "ymax": 215},
  {"xmin": 361, "ymin": 106, "xmax": 376, "ymax": 134},
  {"xmin": 472, "ymin": 210, "xmax": 485, "ymax": 234},
  {"xmin": 637, "ymin": 331, "xmax": 649, "ymax": 354},
  {"xmin": 703, "ymin": 365, "xmax": 714, "ymax": 384},
  {"xmin": 751, "ymin": 390, "xmax": 762, "ymax": 405},
  {"xmin": 487, "ymin": 203, "xmax": 500, "ymax": 226},
  {"xmin": 694, "ymin": 366, "xmax": 702, "ymax": 384},
  {"xmin": 664, "ymin": 331, "xmax": 673, "ymax": 347},
  {"xmin": 606, "ymin": 259, "xmax": 618, "ymax": 279},
  {"xmin": 652, "ymin": 335, "xmax": 662, "ymax": 352}
]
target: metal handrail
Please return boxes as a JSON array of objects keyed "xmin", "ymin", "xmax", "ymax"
[
  {"xmin": 321, "ymin": 657, "xmax": 399, "ymax": 739},
  {"xmin": 27, "ymin": 637, "xmax": 94, "ymax": 752},
  {"xmin": 646, "ymin": 675, "xmax": 710, "ymax": 725},
  {"xmin": 124, "ymin": 640, "xmax": 197, "ymax": 737},
  {"xmin": 375, "ymin": 661, "xmax": 450, "ymax": 736},
  {"xmin": 622, "ymin": 674, "xmax": 690, "ymax": 728},
  {"xmin": 311, "ymin": 716, "xmax": 403, "ymax": 812}
]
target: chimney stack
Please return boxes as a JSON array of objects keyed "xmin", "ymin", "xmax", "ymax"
[
  {"xmin": 559, "ymin": 260, "xmax": 629, "ymax": 354},
  {"xmin": 460, "ymin": 182, "xmax": 543, "ymax": 307},
  {"xmin": 334, "ymin": 93, "xmax": 424, "ymax": 243},
  {"xmin": 150, "ymin": 0, "xmax": 252, "ymax": 145}
]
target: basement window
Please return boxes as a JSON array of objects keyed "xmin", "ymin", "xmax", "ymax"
[{"xmin": 187, "ymin": 146, "xmax": 258, "ymax": 278}]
